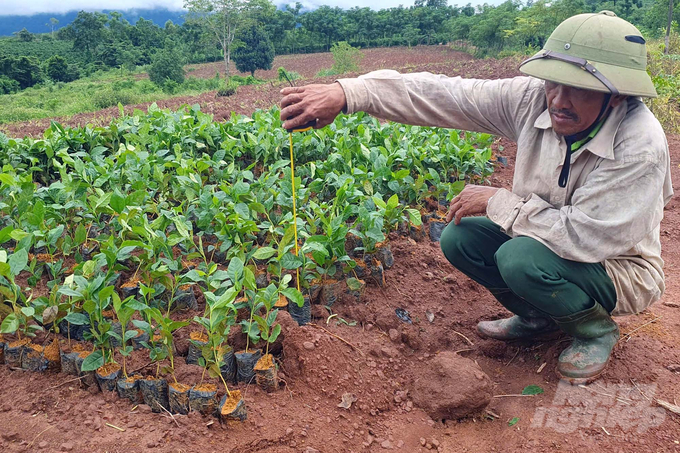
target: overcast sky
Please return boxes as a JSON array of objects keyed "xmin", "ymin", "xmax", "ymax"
[{"xmin": 0, "ymin": 0, "xmax": 461, "ymax": 16}]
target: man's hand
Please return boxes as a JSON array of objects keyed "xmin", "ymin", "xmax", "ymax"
[
  {"xmin": 447, "ymin": 185, "xmax": 499, "ymax": 225},
  {"xmin": 280, "ymin": 83, "xmax": 347, "ymax": 131}
]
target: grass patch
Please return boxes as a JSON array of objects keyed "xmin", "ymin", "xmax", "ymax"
[{"xmin": 0, "ymin": 68, "xmax": 225, "ymax": 124}]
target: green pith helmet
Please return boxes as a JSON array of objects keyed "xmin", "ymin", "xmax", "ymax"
[{"xmin": 520, "ymin": 11, "xmax": 657, "ymax": 98}]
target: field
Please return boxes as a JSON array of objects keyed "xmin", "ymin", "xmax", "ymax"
[{"xmin": 0, "ymin": 47, "xmax": 679, "ymax": 453}]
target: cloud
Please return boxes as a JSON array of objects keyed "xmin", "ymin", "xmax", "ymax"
[
  {"xmin": 0, "ymin": 0, "xmax": 429, "ymax": 16},
  {"xmin": 1, "ymin": 1, "xmax": 186, "ymax": 16}
]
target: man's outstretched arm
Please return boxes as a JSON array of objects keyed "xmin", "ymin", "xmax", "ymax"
[{"xmin": 281, "ymin": 70, "xmax": 543, "ymax": 142}]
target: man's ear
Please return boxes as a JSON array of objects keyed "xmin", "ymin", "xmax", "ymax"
[{"xmin": 610, "ymin": 95, "xmax": 628, "ymax": 108}]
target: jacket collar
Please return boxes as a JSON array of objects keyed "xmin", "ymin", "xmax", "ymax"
[{"xmin": 534, "ymin": 100, "xmax": 628, "ymax": 160}]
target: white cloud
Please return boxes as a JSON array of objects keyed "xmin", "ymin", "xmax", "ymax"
[
  {"xmin": 1, "ymin": 0, "xmax": 502, "ymax": 16},
  {"xmin": 0, "ymin": 0, "xmax": 433, "ymax": 16},
  {"xmin": 1, "ymin": 1, "xmax": 187, "ymax": 16}
]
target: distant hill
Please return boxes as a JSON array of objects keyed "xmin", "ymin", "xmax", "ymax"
[{"xmin": 0, "ymin": 8, "xmax": 187, "ymax": 37}]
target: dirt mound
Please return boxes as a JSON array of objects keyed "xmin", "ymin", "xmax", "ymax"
[{"xmin": 411, "ymin": 351, "xmax": 492, "ymax": 421}]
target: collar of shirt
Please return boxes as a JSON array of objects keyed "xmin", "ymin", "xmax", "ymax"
[{"xmin": 533, "ymin": 100, "xmax": 629, "ymax": 160}]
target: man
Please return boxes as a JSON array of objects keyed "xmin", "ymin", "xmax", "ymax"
[{"xmin": 280, "ymin": 11, "xmax": 673, "ymax": 384}]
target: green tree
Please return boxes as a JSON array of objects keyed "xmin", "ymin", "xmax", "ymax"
[
  {"xmin": 46, "ymin": 18, "xmax": 59, "ymax": 38},
  {"xmin": 148, "ymin": 50, "xmax": 185, "ymax": 86},
  {"xmin": 330, "ymin": 41, "xmax": 364, "ymax": 73},
  {"xmin": 233, "ymin": 26, "xmax": 274, "ymax": 77},
  {"xmin": 14, "ymin": 28, "xmax": 34, "ymax": 42},
  {"xmin": 0, "ymin": 75, "xmax": 20, "ymax": 94},
  {"xmin": 45, "ymin": 55, "xmax": 77, "ymax": 82},
  {"xmin": 184, "ymin": 0, "xmax": 271, "ymax": 80},
  {"xmin": 61, "ymin": 11, "xmax": 109, "ymax": 59}
]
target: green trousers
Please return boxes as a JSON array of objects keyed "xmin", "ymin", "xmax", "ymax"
[{"xmin": 439, "ymin": 217, "xmax": 617, "ymax": 317}]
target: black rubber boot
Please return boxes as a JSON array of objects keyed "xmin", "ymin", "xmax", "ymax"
[
  {"xmin": 552, "ymin": 303, "xmax": 619, "ymax": 385},
  {"xmin": 476, "ymin": 289, "xmax": 559, "ymax": 341}
]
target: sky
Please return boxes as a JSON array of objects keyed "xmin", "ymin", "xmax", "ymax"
[{"xmin": 0, "ymin": 0, "xmax": 444, "ymax": 16}]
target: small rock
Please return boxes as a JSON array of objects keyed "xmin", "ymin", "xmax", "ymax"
[
  {"xmin": 285, "ymin": 428, "xmax": 294, "ymax": 435},
  {"xmin": 432, "ymin": 439, "xmax": 440, "ymax": 447},
  {"xmin": 1, "ymin": 432, "xmax": 18, "ymax": 441},
  {"xmin": 300, "ymin": 430, "xmax": 308, "ymax": 437},
  {"xmin": 38, "ymin": 441, "xmax": 49, "ymax": 449},
  {"xmin": 667, "ymin": 364, "xmax": 680, "ymax": 373},
  {"xmin": 305, "ymin": 448, "xmax": 320, "ymax": 453},
  {"xmin": 388, "ymin": 329, "xmax": 400, "ymax": 343},
  {"xmin": 303, "ymin": 342, "xmax": 315, "ymax": 351},
  {"xmin": 663, "ymin": 301, "xmax": 680, "ymax": 308},
  {"xmin": 60, "ymin": 442, "xmax": 74, "ymax": 452},
  {"xmin": 420, "ymin": 438, "xmax": 427, "ymax": 446},
  {"xmin": 381, "ymin": 440, "xmax": 393, "ymax": 449},
  {"xmin": 146, "ymin": 440, "xmax": 158, "ymax": 449},
  {"xmin": 423, "ymin": 271, "xmax": 435, "ymax": 281},
  {"xmin": 397, "ymin": 440, "xmax": 404, "ymax": 448}
]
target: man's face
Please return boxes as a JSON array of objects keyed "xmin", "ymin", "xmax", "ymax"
[{"xmin": 545, "ymin": 81, "xmax": 607, "ymax": 136}]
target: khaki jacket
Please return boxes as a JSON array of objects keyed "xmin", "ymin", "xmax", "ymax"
[{"xmin": 338, "ymin": 71, "xmax": 673, "ymax": 315}]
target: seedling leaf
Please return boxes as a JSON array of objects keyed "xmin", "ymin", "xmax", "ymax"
[
  {"xmin": 81, "ymin": 350, "xmax": 105, "ymax": 372},
  {"xmin": 522, "ymin": 385, "xmax": 544, "ymax": 396},
  {"xmin": 508, "ymin": 417, "xmax": 519, "ymax": 427}
]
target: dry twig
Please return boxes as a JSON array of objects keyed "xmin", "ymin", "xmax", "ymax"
[
  {"xmin": 105, "ymin": 423, "xmax": 126, "ymax": 432},
  {"xmin": 622, "ymin": 316, "xmax": 662, "ymax": 342},
  {"xmin": 27, "ymin": 425, "xmax": 54, "ymax": 448},
  {"xmin": 157, "ymin": 402, "xmax": 180, "ymax": 428},
  {"xmin": 45, "ymin": 375, "xmax": 86, "ymax": 391},
  {"xmin": 505, "ymin": 348, "xmax": 520, "ymax": 367},
  {"xmin": 657, "ymin": 399, "xmax": 680, "ymax": 415},
  {"xmin": 492, "ymin": 394, "xmax": 535, "ymax": 398},
  {"xmin": 451, "ymin": 330, "xmax": 474, "ymax": 346},
  {"xmin": 308, "ymin": 323, "xmax": 365, "ymax": 357},
  {"xmin": 536, "ymin": 362, "xmax": 547, "ymax": 374}
]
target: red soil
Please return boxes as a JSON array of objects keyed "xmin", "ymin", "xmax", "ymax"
[{"xmin": 0, "ymin": 50, "xmax": 678, "ymax": 453}]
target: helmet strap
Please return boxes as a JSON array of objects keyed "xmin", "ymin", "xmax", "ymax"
[{"xmin": 558, "ymin": 93, "xmax": 613, "ymax": 188}]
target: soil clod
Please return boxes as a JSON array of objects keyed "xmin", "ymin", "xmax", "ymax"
[{"xmin": 411, "ymin": 351, "xmax": 492, "ymax": 421}]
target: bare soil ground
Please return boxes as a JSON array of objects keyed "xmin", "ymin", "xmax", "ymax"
[{"xmin": 0, "ymin": 48, "xmax": 679, "ymax": 453}]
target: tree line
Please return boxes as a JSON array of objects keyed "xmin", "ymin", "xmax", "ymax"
[{"xmin": 0, "ymin": 0, "xmax": 677, "ymax": 94}]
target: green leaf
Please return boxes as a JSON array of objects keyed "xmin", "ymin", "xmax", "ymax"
[
  {"xmin": 21, "ymin": 306, "xmax": 35, "ymax": 318},
  {"xmin": 64, "ymin": 312, "xmax": 88, "ymax": 325},
  {"xmin": 74, "ymin": 224, "xmax": 87, "ymax": 246},
  {"xmin": 252, "ymin": 247, "xmax": 276, "ymax": 260},
  {"xmin": 269, "ymin": 323, "xmax": 282, "ymax": 343},
  {"xmin": 0, "ymin": 314, "xmax": 19, "ymax": 334},
  {"xmin": 372, "ymin": 196, "xmax": 386, "ymax": 209},
  {"xmin": 280, "ymin": 252, "xmax": 302, "ymax": 270},
  {"xmin": 80, "ymin": 350, "xmax": 105, "ymax": 372},
  {"xmin": 8, "ymin": 248, "xmax": 28, "ymax": 277},
  {"xmin": 521, "ymin": 385, "xmax": 544, "ymax": 396},
  {"xmin": 58, "ymin": 287, "xmax": 82, "ymax": 298},
  {"xmin": 363, "ymin": 180, "xmax": 373, "ymax": 196},
  {"xmin": 281, "ymin": 287, "xmax": 304, "ymax": 308},
  {"xmin": 450, "ymin": 180, "xmax": 465, "ymax": 196},
  {"xmin": 346, "ymin": 277, "xmax": 364, "ymax": 291},
  {"xmin": 243, "ymin": 267, "xmax": 256, "ymax": 291},
  {"xmin": 124, "ymin": 330, "xmax": 139, "ymax": 341},
  {"xmin": 82, "ymin": 260, "xmax": 96, "ymax": 277},
  {"xmin": 508, "ymin": 417, "xmax": 520, "ymax": 427},
  {"xmin": 406, "ymin": 208, "xmax": 422, "ymax": 226},
  {"xmin": 386, "ymin": 194, "xmax": 399, "ymax": 210},
  {"xmin": 111, "ymin": 191, "xmax": 126, "ymax": 214},
  {"xmin": 227, "ymin": 257, "xmax": 244, "ymax": 283}
]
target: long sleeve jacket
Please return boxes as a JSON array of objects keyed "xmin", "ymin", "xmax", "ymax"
[{"xmin": 337, "ymin": 71, "xmax": 673, "ymax": 315}]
